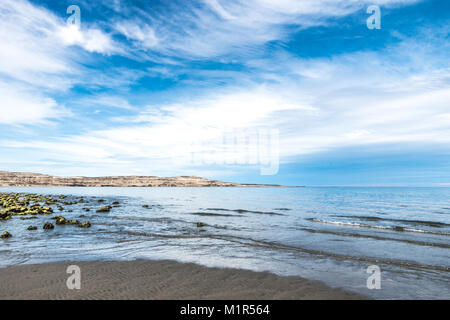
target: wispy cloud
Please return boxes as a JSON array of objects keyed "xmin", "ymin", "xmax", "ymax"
[
  {"xmin": 0, "ymin": 0, "xmax": 124, "ymax": 125},
  {"xmin": 4, "ymin": 22, "xmax": 449, "ymax": 177},
  {"xmin": 111, "ymin": 0, "xmax": 420, "ymax": 59},
  {"xmin": 1, "ymin": 0, "xmax": 448, "ymax": 184}
]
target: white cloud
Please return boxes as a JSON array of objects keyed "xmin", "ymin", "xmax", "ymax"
[
  {"xmin": 0, "ymin": 0, "xmax": 123, "ymax": 125},
  {"xmin": 113, "ymin": 0, "xmax": 421, "ymax": 59},
  {"xmin": 2, "ymin": 0, "xmax": 445, "ymax": 180},
  {"xmin": 115, "ymin": 22, "xmax": 159, "ymax": 49},
  {"xmin": 76, "ymin": 95, "xmax": 134, "ymax": 110},
  {"xmin": 58, "ymin": 25, "xmax": 116, "ymax": 54},
  {"xmin": 4, "ymin": 25, "xmax": 449, "ymax": 176},
  {"xmin": 0, "ymin": 81, "xmax": 69, "ymax": 125}
]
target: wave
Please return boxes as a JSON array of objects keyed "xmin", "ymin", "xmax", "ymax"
[
  {"xmin": 300, "ymin": 228, "xmax": 450, "ymax": 249},
  {"xmin": 333, "ymin": 215, "xmax": 450, "ymax": 228},
  {"xmin": 203, "ymin": 208, "xmax": 284, "ymax": 216},
  {"xmin": 308, "ymin": 218, "xmax": 450, "ymax": 236},
  {"xmin": 125, "ymin": 231, "xmax": 450, "ymax": 272},
  {"xmin": 189, "ymin": 212, "xmax": 241, "ymax": 217}
]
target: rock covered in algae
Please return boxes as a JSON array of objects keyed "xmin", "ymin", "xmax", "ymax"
[
  {"xmin": 20, "ymin": 216, "xmax": 37, "ymax": 220},
  {"xmin": 197, "ymin": 222, "xmax": 206, "ymax": 228},
  {"xmin": 1, "ymin": 231, "xmax": 12, "ymax": 238},
  {"xmin": 78, "ymin": 221, "xmax": 91, "ymax": 228},
  {"xmin": 0, "ymin": 192, "xmax": 94, "ymax": 237},
  {"xmin": 142, "ymin": 204, "xmax": 149, "ymax": 208},
  {"xmin": 96, "ymin": 205, "xmax": 112, "ymax": 213},
  {"xmin": 0, "ymin": 193, "xmax": 53, "ymax": 216},
  {"xmin": 55, "ymin": 216, "xmax": 79, "ymax": 226},
  {"xmin": 0, "ymin": 213, "xmax": 11, "ymax": 221},
  {"xmin": 43, "ymin": 222, "xmax": 54, "ymax": 230}
]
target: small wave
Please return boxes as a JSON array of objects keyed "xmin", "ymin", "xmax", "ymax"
[
  {"xmin": 127, "ymin": 231, "xmax": 204, "ymax": 240},
  {"xmin": 125, "ymin": 231, "xmax": 450, "ymax": 272},
  {"xmin": 332, "ymin": 215, "xmax": 450, "ymax": 228},
  {"xmin": 114, "ymin": 216, "xmax": 186, "ymax": 224},
  {"xmin": 189, "ymin": 212, "xmax": 240, "ymax": 217},
  {"xmin": 203, "ymin": 208, "xmax": 284, "ymax": 216},
  {"xmin": 300, "ymin": 228, "xmax": 450, "ymax": 249},
  {"xmin": 308, "ymin": 218, "xmax": 450, "ymax": 236}
]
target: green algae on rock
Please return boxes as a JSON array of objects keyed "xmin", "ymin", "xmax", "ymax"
[
  {"xmin": 0, "ymin": 213, "xmax": 11, "ymax": 221},
  {"xmin": 43, "ymin": 222, "xmax": 54, "ymax": 230},
  {"xmin": 96, "ymin": 205, "xmax": 112, "ymax": 213},
  {"xmin": 55, "ymin": 216, "xmax": 80, "ymax": 226},
  {"xmin": 78, "ymin": 221, "xmax": 91, "ymax": 228},
  {"xmin": 0, "ymin": 192, "xmax": 94, "ymax": 237},
  {"xmin": 20, "ymin": 216, "xmax": 38, "ymax": 220},
  {"xmin": 1, "ymin": 231, "xmax": 12, "ymax": 238}
]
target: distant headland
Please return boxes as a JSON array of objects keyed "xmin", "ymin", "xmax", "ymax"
[{"xmin": 0, "ymin": 171, "xmax": 292, "ymax": 187}]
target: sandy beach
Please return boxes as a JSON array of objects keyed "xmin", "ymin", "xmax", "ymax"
[{"xmin": 0, "ymin": 260, "xmax": 365, "ymax": 300}]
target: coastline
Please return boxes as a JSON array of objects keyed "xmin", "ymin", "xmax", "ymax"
[
  {"xmin": 0, "ymin": 259, "xmax": 365, "ymax": 300},
  {"xmin": 0, "ymin": 171, "xmax": 294, "ymax": 187}
]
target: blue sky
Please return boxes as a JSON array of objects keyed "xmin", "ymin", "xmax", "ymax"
[{"xmin": 0, "ymin": 0, "xmax": 449, "ymax": 186}]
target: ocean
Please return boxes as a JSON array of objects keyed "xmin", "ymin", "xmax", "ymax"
[{"xmin": 0, "ymin": 186, "xmax": 449, "ymax": 299}]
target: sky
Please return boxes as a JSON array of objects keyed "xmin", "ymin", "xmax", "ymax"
[{"xmin": 0, "ymin": 0, "xmax": 449, "ymax": 186}]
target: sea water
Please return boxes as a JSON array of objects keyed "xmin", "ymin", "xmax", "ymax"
[{"xmin": 0, "ymin": 186, "xmax": 448, "ymax": 299}]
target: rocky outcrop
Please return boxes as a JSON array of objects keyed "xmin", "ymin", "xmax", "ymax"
[{"xmin": 0, "ymin": 171, "xmax": 284, "ymax": 187}]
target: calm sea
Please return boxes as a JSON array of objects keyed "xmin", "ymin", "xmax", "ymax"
[{"xmin": 0, "ymin": 187, "xmax": 449, "ymax": 299}]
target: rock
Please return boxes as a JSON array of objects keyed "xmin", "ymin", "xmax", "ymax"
[
  {"xmin": 55, "ymin": 217, "xmax": 66, "ymax": 225},
  {"xmin": 112, "ymin": 201, "xmax": 120, "ymax": 205},
  {"xmin": 197, "ymin": 222, "xmax": 206, "ymax": 228},
  {"xmin": 78, "ymin": 221, "xmax": 91, "ymax": 228},
  {"xmin": 0, "ymin": 213, "xmax": 11, "ymax": 221},
  {"xmin": 43, "ymin": 222, "xmax": 54, "ymax": 230},
  {"xmin": 55, "ymin": 217, "xmax": 79, "ymax": 225},
  {"xmin": 27, "ymin": 226, "xmax": 37, "ymax": 231},
  {"xmin": 96, "ymin": 205, "xmax": 112, "ymax": 213},
  {"xmin": 1, "ymin": 231, "xmax": 12, "ymax": 238},
  {"xmin": 20, "ymin": 216, "xmax": 37, "ymax": 220},
  {"xmin": 142, "ymin": 205, "xmax": 149, "ymax": 208}
]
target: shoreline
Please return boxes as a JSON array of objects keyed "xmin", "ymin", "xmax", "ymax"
[
  {"xmin": 0, "ymin": 171, "xmax": 296, "ymax": 187},
  {"xmin": 0, "ymin": 259, "xmax": 365, "ymax": 300}
]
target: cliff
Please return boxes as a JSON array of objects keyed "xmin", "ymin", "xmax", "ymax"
[{"xmin": 0, "ymin": 171, "xmax": 284, "ymax": 187}]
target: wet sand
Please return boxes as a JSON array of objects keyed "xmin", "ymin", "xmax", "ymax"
[{"xmin": 0, "ymin": 259, "xmax": 365, "ymax": 300}]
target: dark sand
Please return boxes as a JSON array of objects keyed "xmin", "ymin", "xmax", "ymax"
[{"xmin": 0, "ymin": 260, "xmax": 365, "ymax": 300}]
